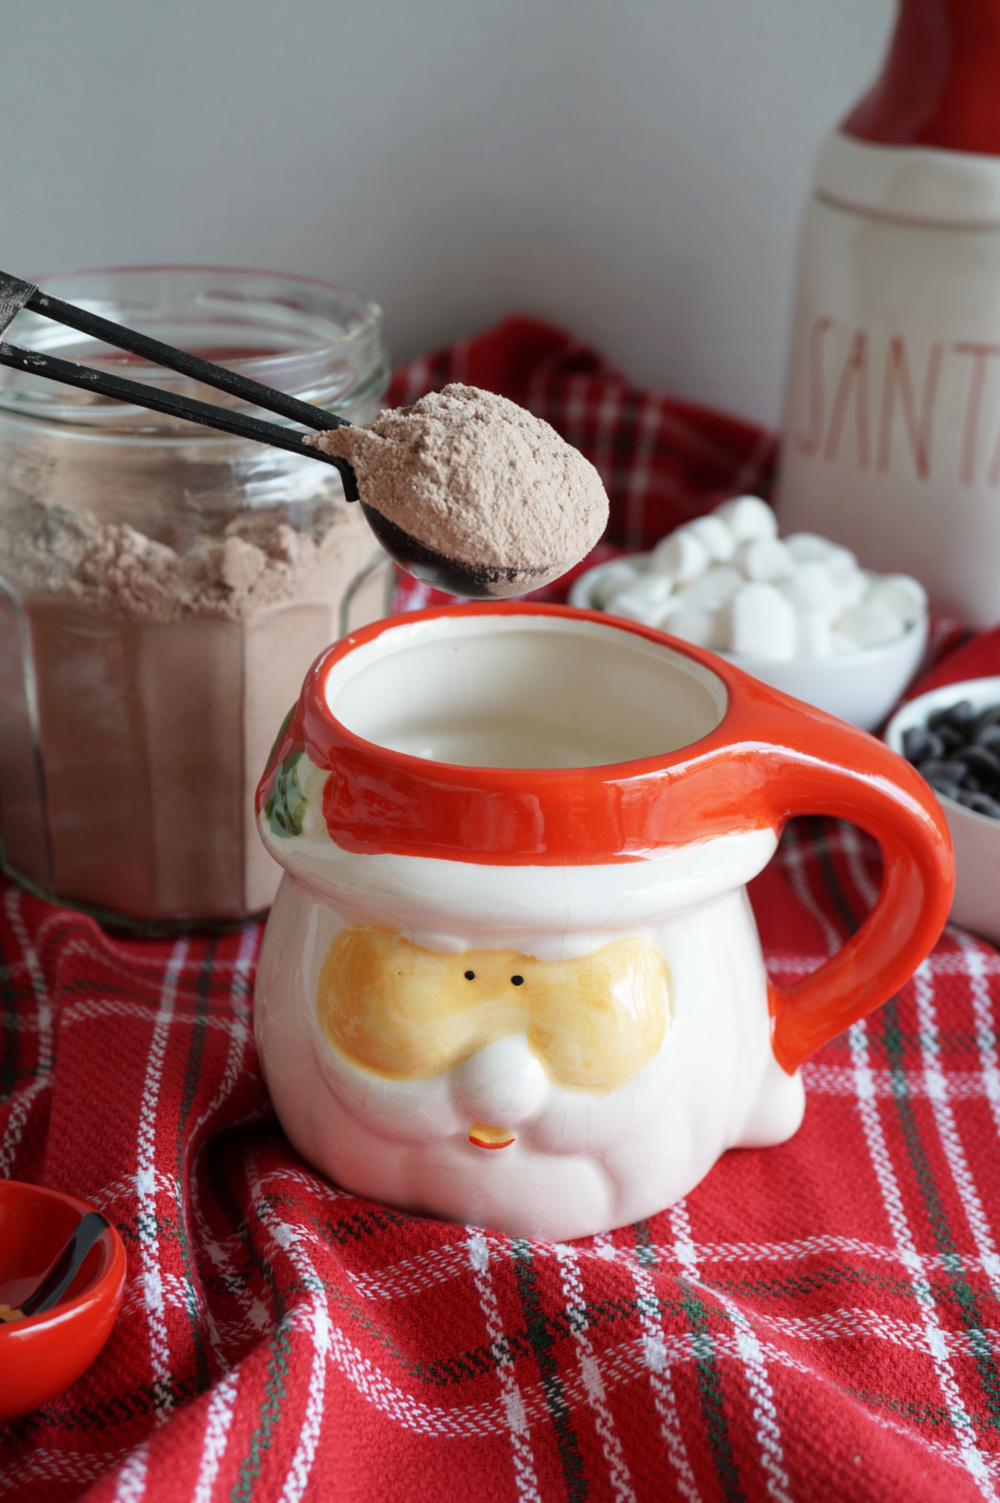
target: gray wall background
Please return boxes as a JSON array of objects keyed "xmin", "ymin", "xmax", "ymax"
[{"xmin": 1, "ymin": 1, "xmax": 894, "ymax": 426}]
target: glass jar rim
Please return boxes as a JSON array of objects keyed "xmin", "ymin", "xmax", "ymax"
[{"xmin": 0, "ymin": 265, "xmax": 387, "ymax": 433}]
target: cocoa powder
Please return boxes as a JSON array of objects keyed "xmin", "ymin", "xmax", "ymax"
[
  {"xmin": 0, "ymin": 495, "xmax": 379, "ymax": 921},
  {"xmin": 309, "ymin": 384, "xmax": 608, "ymax": 593},
  {"xmin": 0, "ymin": 493, "xmax": 362, "ymax": 621}
]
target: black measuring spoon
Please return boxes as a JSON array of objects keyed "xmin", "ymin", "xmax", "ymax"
[{"xmin": 0, "ymin": 272, "xmax": 545, "ymax": 600}]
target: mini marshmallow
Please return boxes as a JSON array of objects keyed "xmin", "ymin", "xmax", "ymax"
[
  {"xmin": 793, "ymin": 538, "xmax": 854, "ymax": 577},
  {"xmin": 786, "ymin": 533, "xmax": 860, "ymax": 583},
  {"xmin": 650, "ymin": 527, "xmax": 710, "ymax": 582},
  {"xmin": 795, "ymin": 611, "xmax": 834, "ymax": 659},
  {"xmin": 659, "ymin": 605, "xmax": 728, "ymax": 651},
  {"xmin": 837, "ymin": 603, "xmax": 904, "ymax": 649},
  {"xmin": 785, "ymin": 532, "xmax": 839, "ymax": 564},
  {"xmin": 675, "ymin": 565, "xmax": 743, "ymax": 612},
  {"xmin": 684, "ymin": 513, "xmax": 736, "ymax": 562},
  {"xmin": 730, "ymin": 582, "xmax": 797, "ymax": 660},
  {"xmin": 604, "ymin": 572, "xmax": 674, "ymax": 624},
  {"xmin": 712, "ymin": 495, "xmax": 778, "ymax": 542},
  {"xmin": 778, "ymin": 561, "xmax": 844, "ymax": 623},
  {"xmin": 735, "ymin": 537, "xmax": 795, "ymax": 583},
  {"xmin": 590, "ymin": 558, "xmax": 644, "ymax": 609},
  {"xmin": 834, "ymin": 566, "xmax": 868, "ymax": 608},
  {"xmin": 864, "ymin": 573, "xmax": 928, "ymax": 627}
]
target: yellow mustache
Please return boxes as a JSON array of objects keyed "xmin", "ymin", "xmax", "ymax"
[{"xmin": 316, "ymin": 926, "xmax": 671, "ymax": 1094}]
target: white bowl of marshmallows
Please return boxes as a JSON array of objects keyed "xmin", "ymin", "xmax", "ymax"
[{"xmin": 569, "ymin": 497, "xmax": 927, "ymax": 731}]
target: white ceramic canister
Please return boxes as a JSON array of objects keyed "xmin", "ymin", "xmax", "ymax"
[{"xmin": 776, "ymin": 0, "xmax": 1000, "ymax": 627}]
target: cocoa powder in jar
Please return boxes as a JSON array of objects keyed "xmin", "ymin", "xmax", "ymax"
[{"xmin": 0, "ymin": 491, "xmax": 380, "ymax": 921}]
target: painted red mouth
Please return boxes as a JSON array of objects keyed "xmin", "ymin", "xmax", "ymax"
[{"xmin": 468, "ymin": 1122, "xmax": 515, "ymax": 1150}]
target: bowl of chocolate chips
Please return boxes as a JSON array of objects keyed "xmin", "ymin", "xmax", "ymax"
[{"xmin": 886, "ymin": 678, "xmax": 1000, "ymax": 944}]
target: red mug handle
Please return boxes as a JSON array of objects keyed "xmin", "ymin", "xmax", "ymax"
[{"xmin": 705, "ymin": 688, "xmax": 955, "ymax": 1074}]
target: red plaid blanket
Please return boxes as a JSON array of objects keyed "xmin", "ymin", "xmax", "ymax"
[{"xmin": 3, "ymin": 320, "xmax": 1000, "ymax": 1503}]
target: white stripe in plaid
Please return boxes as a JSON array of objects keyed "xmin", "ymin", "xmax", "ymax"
[
  {"xmin": 192, "ymin": 1369, "xmax": 240, "ymax": 1503},
  {"xmin": 249, "ymin": 1156, "xmax": 332, "ymax": 1503},
  {"xmin": 773, "ymin": 823, "xmax": 841, "ymax": 957},
  {"xmin": 467, "ymin": 1229, "xmax": 543, "ymax": 1503},
  {"xmin": 554, "ymin": 1241, "xmax": 637, "ymax": 1503},
  {"xmin": 135, "ymin": 938, "xmax": 189, "ymax": 1424},
  {"xmin": 112, "ymin": 1441, "xmax": 149, "ymax": 1502},
  {"xmin": 850, "ymin": 1017, "xmax": 997, "ymax": 1499},
  {"xmin": 912, "ymin": 959, "xmax": 1000, "ymax": 1296},
  {"xmin": 958, "ymin": 931, "xmax": 1000, "ymax": 1157},
  {"xmin": 619, "ymin": 1235, "xmax": 703, "ymax": 1503},
  {"xmin": 670, "ymin": 1199, "xmax": 794, "ymax": 1503}
]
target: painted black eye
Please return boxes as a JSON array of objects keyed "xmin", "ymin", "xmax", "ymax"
[
  {"xmin": 464, "ymin": 970, "xmax": 475, "ymax": 980},
  {"xmin": 511, "ymin": 975, "xmax": 524, "ymax": 986}
]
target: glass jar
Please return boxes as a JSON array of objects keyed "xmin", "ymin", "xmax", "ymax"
[{"xmin": 0, "ymin": 267, "xmax": 390, "ymax": 928}]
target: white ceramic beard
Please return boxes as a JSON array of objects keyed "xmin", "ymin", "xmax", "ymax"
[{"xmin": 254, "ymin": 813, "xmax": 805, "ymax": 1242}]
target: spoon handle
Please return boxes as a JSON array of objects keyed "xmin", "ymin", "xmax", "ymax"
[
  {"xmin": 0, "ymin": 341, "xmax": 360, "ymax": 500},
  {"xmin": 0, "ymin": 269, "xmax": 360, "ymax": 499},
  {"xmin": 20, "ymin": 1211, "xmax": 110, "ymax": 1318}
]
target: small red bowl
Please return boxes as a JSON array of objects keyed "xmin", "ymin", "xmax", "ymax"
[{"xmin": 0, "ymin": 1181, "xmax": 126, "ymax": 1422}]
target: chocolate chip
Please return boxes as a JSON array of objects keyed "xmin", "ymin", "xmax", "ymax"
[
  {"xmin": 919, "ymin": 759, "xmax": 961, "ymax": 784},
  {"xmin": 975, "ymin": 724, "xmax": 1000, "ymax": 751},
  {"xmin": 935, "ymin": 724, "xmax": 966, "ymax": 752},
  {"xmin": 930, "ymin": 699, "xmax": 976, "ymax": 731},
  {"xmin": 952, "ymin": 745, "xmax": 1000, "ymax": 779},
  {"xmin": 903, "ymin": 726, "xmax": 943, "ymax": 763},
  {"xmin": 974, "ymin": 705, "xmax": 1000, "ymax": 736},
  {"xmin": 958, "ymin": 791, "xmax": 1000, "ymax": 817}
]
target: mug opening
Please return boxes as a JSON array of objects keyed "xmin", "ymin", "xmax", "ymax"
[{"xmin": 324, "ymin": 610, "xmax": 728, "ymax": 771}]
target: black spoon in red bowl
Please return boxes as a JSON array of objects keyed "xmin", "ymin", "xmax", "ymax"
[{"xmin": 1, "ymin": 1210, "xmax": 111, "ymax": 1321}]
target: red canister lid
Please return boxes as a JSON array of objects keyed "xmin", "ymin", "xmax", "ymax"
[{"xmin": 843, "ymin": 0, "xmax": 1000, "ymax": 155}]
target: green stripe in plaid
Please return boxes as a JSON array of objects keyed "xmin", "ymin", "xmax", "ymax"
[
  {"xmin": 881, "ymin": 1000, "xmax": 1000, "ymax": 1433},
  {"xmin": 511, "ymin": 1239, "xmax": 588, "ymax": 1500}
]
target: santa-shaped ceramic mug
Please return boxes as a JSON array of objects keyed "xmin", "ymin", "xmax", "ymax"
[{"xmin": 254, "ymin": 603, "xmax": 953, "ymax": 1240}]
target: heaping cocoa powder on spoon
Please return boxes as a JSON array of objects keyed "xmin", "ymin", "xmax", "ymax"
[{"xmin": 307, "ymin": 384, "xmax": 609, "ymax": 596}]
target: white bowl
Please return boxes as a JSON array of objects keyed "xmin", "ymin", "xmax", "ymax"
[
  {"xmin": 570, "ymin": 556, "xmax": 927, "ymax": 732},
  {"xmin": 885, "ymin": 678, "xmax": 1000, "ymax": 945}
]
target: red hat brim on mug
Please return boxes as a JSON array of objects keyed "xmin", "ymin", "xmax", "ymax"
[{"xmin": 257, "ymin": 602, "xmax": 942, "ymax": 867}]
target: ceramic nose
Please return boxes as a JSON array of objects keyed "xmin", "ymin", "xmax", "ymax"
[{"xmin": 450, "ymin": 1035, "xmax": 548, "ymax": 1123}]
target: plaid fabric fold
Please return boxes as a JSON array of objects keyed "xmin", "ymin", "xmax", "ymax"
[{"xmin": 2, "ymin": 320, "xmax": 1000, "ymax": 1503}]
